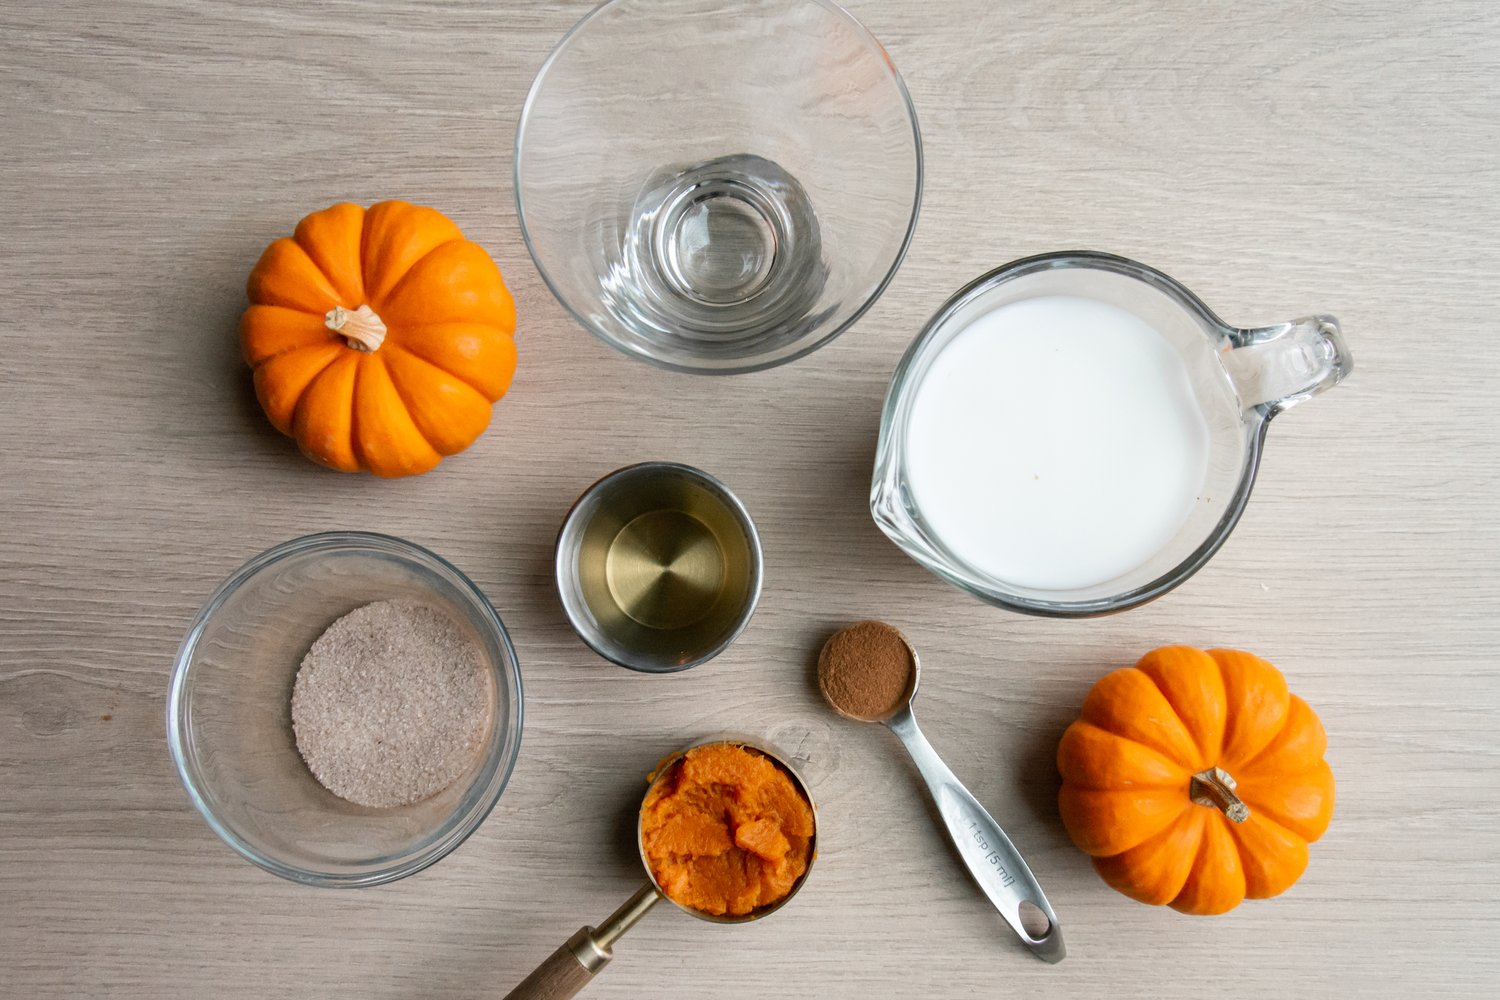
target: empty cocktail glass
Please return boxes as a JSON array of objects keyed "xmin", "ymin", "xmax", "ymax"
[{"xmin": 515, "ymin": 0, "xmax": 923, "ymax": 374}]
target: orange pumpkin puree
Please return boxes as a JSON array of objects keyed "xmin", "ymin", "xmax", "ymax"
[{"xmin": 640, "ymin": 743, "xmax": 814, "ymax": 917}]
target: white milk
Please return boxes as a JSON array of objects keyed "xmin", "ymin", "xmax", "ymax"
[{"xmin": 904, "ymin": 295, "xmax": 1210, "ymax": 591}]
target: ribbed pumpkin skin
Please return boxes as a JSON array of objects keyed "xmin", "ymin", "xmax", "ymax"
[
  {"xmin": 241, "ymin": 200, "xmax": 517, "ymax": 477},
  {"xmin": 1057, "ymin": 647, "xmax": 1334, "ymax": 915}
]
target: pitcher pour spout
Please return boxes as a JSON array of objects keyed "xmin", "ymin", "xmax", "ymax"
[{"xmin": 1221, "ymin": 315, "xmax": 1353, "ymax": 415}]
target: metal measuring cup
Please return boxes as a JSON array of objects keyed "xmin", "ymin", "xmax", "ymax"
[{"xmin": 501, "ymin": 739, "xmax": 818, "ymax": 1000}]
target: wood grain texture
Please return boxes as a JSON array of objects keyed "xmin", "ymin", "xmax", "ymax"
[
  {"xmin": 502, "ymin": 937, "xmax": 597, "ymax": 1000},
  {"xmin": 2, "ymin": 0, "xmax": 1497, "ymax": 997}
]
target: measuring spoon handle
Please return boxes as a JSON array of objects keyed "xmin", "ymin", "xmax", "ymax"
[{"xmin": 887, "ymin": 708, "xmax": 1065, "ymax": 963}]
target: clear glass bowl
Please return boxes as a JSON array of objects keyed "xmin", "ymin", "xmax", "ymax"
[
  {"xmin": 167, "ymin": 532, "xmax": 523, "ymax": 886},
  {"xmin": 514, "ymin": 0, "xmax": 923, "ymax": 374}
]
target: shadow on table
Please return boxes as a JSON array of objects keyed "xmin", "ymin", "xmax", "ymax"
[{"xmin": 152, "ymin": 226, "xmax": 317, "ymax": 474}]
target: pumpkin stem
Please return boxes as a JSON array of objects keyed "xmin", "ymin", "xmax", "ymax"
[
  {"xmin": 1190, "ymin": 767, "xmax": 1251, "ymax": 823},
  {"xmin": 325, "ymin": 304, "xmax": 387, "ymax": 352}
]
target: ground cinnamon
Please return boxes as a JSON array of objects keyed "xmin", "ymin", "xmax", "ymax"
[{"xmin": 817, "ymin": 620, "xmax": 916, "ymax": 721}]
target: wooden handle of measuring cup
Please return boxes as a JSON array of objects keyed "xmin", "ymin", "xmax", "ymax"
[
  {"xmin": 501, "ymin": 885, "xmax": 661, "ymax": 1000},
  {"xmin": 501, "ymin": 928, "xmax": 599, "ymax": 1000}
]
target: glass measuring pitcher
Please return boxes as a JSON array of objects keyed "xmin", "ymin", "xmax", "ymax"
[{"xmin": 871, "ymin": 251, "xmax": 1353, "ymax": 617}]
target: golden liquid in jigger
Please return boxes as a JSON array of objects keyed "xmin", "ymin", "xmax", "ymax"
[
  {"xmin": 603, "ymin": 508, "xmax": 725, "ymax": 630},
  {"xmin": 558, "ymin": 463, "xmax": 763, "ymax": 672}
]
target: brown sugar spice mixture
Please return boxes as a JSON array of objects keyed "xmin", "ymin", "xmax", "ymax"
[
  {"xmin": 640, "ymin": 743, "xmax": 815, "ymax": 917},
  {"xmin": 817, "ymin": 620, "xmax": 916, "ymax": 721},
  {"xmin": 291, "ymin": 600, "xmax": 492, "ymax": 808}
]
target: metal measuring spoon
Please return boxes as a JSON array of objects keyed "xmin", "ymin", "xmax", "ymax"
[{"xmin": 817, "ymin": 621, "xmax": 1064, "ymax": 963}]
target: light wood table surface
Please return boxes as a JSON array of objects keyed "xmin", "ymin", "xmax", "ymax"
[{"xmin": 3, "ymin": 1, "xmax": 1497, "ymax": 997}]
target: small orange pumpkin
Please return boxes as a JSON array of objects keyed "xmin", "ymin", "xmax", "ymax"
[
  {"xmin": 241, "ymin": 200, "xmax": 517, "ymax": 477},
  {"xmin": 1057, "ymin": 646, "xmax": 1334, "ymax": 915}
]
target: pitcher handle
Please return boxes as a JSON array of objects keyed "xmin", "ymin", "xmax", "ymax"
[{"xmin": 1220, "ymin": 315, "xmax": 1352, "ymax": 414}]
